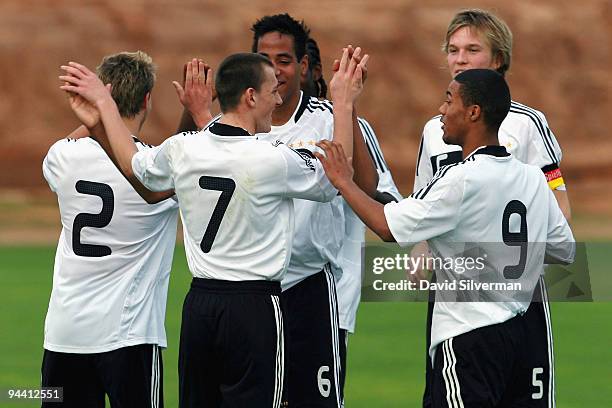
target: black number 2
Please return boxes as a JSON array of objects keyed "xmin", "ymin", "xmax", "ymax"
[
  {"xmin": 502, "ymin": 200, "xmax": 528, "ymax": 279},
  {"xmin": 199, "ymin": 176, "xmax": 236, "ymax": 253},
  {"xmin": 72, "ymin": 180, "xmax": 114, "ymax": 257}
]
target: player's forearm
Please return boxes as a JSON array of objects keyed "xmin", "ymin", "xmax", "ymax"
[
  {"xmin": 96, "ymin": 98, "xmax": 139, "ymax": 179},
  {"xmin": 351, "ymin": 110, "xmax": 378, "ymax": 197},
  {"xmin": 553, "ymin": 189, "xmax": 572, "ymax": 223},
  {"xmin": 90, "ymin": 121, "xmax": 174, "ymax": 204},
  {"xmin": 332, "ymin": 103, "xmax": 354, "ymax": 160},
  {"xmin": 337, "ymin": 179, "xmax": 394, "ymax": 242}
]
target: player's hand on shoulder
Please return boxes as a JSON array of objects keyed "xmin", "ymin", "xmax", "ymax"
[
  {"xmin": 314, "ymin": 140, "xmax": 354, "ymax": 189},
  {"xmin": 329, "ymin": 45, "xmax": 369, "ymax": 107},
  {"xmin": 59, "ymin": 62, "xmax": 112, "ymax": 109},
  {"xmin": 173, "ymin": 58, "xmax": 215, "ymax": 128}
]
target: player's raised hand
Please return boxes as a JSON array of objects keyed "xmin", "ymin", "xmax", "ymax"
[
  {"xmin": 314, "ymin": 140, "xmax": 354, "ymax": 189},
  {"xmin": 173, "ymin": 58, "xmax": 215, "ymax": 128},
  {"xmin": 59, "ymin": 62, "xmax": 113, "ymax": 108},
  {"xmin": 332, "ymin": 45, "xmax": 368, "ymax": 84},
  {"xmin": 329, "ymin": 46, "xmax": 369, "ymax": 106},
  {"xmin": 64, "ymin": 83, "xmax": 112, "ymax": 129}
]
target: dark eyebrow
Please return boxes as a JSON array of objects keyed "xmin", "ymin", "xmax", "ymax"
[{"xmin": 276, "ymin": 53, "xmax": 294, "ymax": 59}]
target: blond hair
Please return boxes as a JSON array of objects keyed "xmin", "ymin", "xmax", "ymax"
[
  {"xmin": 96, "ymin": 51, "xmax": 156, "ymax": 118},
  {"xmin": 443, "ymin": 9, "xmax": 513, "ymax": 75}
]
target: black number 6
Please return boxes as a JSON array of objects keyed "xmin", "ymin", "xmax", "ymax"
[
  {"xmin": 72, "ymin": 180, "xmax": 114, "ymax": 257},
  {"xmin": 502, "ymin": 200, "xmax": 528, "ymax": 279}
]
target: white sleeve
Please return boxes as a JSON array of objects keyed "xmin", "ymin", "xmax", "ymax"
[
  {"xmin": 413, "ymin": 129, "xmax": 433, "ymax": 192},
  {"xmin": 277, "ymin": 144, "xmax": 337, "ymax": 202},
  {"xmin": 384, "ymin": 165, "xmax": 463, "ymax": 246},
  {"xmin": 515, "ymin": 106, "xmax": 565, "ymax": 190},
  {"xmin": 42, "ymin": 140, "xmax": 66, "ymax": 192},
  {"xmin": 544, "ymin": 186, "xmax": 575, "ymax": 264},
  {"xmin": 358, "ymin": 118, "xmax": 402, "ymax": 201},
  {"xmin": 131, "ymin": 137, "xmax": 176, "ymax": 192}
]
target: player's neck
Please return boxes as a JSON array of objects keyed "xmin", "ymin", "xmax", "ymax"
[
  {"xmin": 271, "ymin": 91, "xmax": 300, "ymax": 126},
  {"xmin": 123, "ymin": 114, "xmax": 145, "ymax": 138},
  {"xmin": 218, "ymin": 112, "xmax": 255, "ymax": 135},
  {"xmin": 463, "ymin": 132, "xmax": 499, "ymax": 157}
]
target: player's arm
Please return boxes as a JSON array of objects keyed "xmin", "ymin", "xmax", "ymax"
[
  {"xmin": 315, "ymin": 140, "xmax": 392, "ymax": 241},
  {"xmin": 329, "ymin": 47, "xmax": 378, "ymax": 197},
  {"xmin": 277, "ymin": 145, "xmax": 338, "ymax": 202},
  {"xmin": 544, "ymin": 186, "xmax": 575, "ymax": 265},
  {"xmin": 316, "ymin": 140, "xmax": 461, "ymax": 244},
  {"xmin": 173, "ymin": 59, "xmax": 215, "ymax": 132},
  {"xmin": 522, "ymin": 108, "xmax": 572, "ymax": 222},
  {"xmin": 358, "ymin": 118, "xmax": 403, "ymax": 204},
  {"xmin": 60, "ymin": 62, "xmax": 174, "ymax": 204}
]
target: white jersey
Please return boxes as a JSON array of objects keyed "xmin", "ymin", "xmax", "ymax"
[
  {"xmin": 414, "ymin": 101, "xmax": 565, "ymax": 192},
  {"xmin": 257, "ymin": 92, "xmax": 345, "ymax": 290},
  {"xmin": 335, "ymin": 118, "xmax": 402, "ymax": 333},
  {"xmin": 385, "ymin": 146, "xmax": 574, "ymax": 360},
  {"xmin": 42, "ymin": 137, "xmax": 179, "ymax": 353},
  {"xmin": 132, "ymin": 122, "xmax": 336, "ymax": 282}
]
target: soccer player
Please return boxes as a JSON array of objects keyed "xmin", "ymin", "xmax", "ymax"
[
  {"xmin": 42, "ymin": 51, "xmax": 178, "ymax": 408},
  {"xmin": 301, "ymin": 36, "xmax": 403, "ymax": 401},
  {"xmin": 316, "ymin": 68, "xmax": 575, "ymax": 407},
  {"xmin": 60, "ymin": 49, "xmax": 366, "ymax": 407},
  {"xmin": 250, "ymin": 14, "xmax": 379, "ymax": 407},
  {"xmin": 414, "ymin": 9, "xmax": 571, "ymax": 407}
]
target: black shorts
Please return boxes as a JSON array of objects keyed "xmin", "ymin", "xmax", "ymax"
[
  {"xmin": 424, "ymin": 276, "xmax": 555, "ymax": 408},
  {"xmin": 41, "ymin": 343, "xmax": 163, "ymax": 408},
  {"xmin": 178, "ymin": 278, "xmax": 284, "ymax": 408},
  {"xmin": 282, "ymin": 268, "xmax": 342, "ymax": 408}
]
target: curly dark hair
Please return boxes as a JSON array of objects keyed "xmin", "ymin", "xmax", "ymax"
[{"xmin": 251, "ymin": 13, "xmax": 310, "ymax": 62}]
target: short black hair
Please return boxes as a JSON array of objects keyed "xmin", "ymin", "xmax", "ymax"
[
  {"xmin": 215, "ymin": 53, "xmax": 273, "ymax": 112},
  {"xmin": 454, "ymin": 69, "xmax": 511, "ymax": 131},
  {"xmin": 251, "ymin": 13, "xmax": 310, "ymax": 62}
]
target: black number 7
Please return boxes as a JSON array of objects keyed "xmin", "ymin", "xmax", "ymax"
[
  {"xmin": 502, "ymin": 200, "xmax": 528, "ymax": 279},
  {"xmin": 199, "ymin": 176, "xmax": 236, "ymax": 253}
]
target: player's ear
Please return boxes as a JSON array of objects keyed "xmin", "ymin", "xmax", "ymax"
[
  {"xmin": 468, "ymin": 104, "xmax": 482, "ymax": 123},
  {"xmin": 142, "ymin": 92, "xmax": 152, "ymax": 111},
  {"xmin": 300, "ymin": 54, "xmax": 309, "ymax": 77},
  {"xmin": 245, "ymin": 88, "xmax": 257, "ymax": 108}
]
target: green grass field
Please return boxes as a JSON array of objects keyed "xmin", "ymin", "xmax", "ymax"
[{"xmin": 0, "ymin": 245, "xmax": 610, "ymax": 407}]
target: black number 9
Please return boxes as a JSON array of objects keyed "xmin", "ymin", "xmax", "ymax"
[{"xmin": 502, "ymin": 200, "xmax": 528, "ymax": 279}]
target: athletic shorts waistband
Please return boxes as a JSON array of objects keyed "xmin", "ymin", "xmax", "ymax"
[{"xmin": 191, "ymin": 278, "xmax": 281, "ymax": 295}]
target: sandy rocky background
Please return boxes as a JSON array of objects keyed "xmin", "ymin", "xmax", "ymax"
[{"xmin": 1, "ymin": 0, "xmax": 611, "ymax": 242}]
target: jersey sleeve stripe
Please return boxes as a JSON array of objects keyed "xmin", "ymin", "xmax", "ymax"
[
  {"xmin": 415, "ymin": 133, "xmax": 425, "ymax": 177},
  {"xmin": 412, "ymin": 162, "xmax": 458, "ymax": 200},
  {"xmin": 509, "ymin": 103, "xmax": 558, "ymax": 163},
  {"xmin": 358, "ymin": 118, "xmax": 388, "ymax": 172}
]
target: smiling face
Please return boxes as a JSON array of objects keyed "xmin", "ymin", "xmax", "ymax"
[
  {"xmin": 256, "ymin": 31, "xmax": 307, "ymax": 110},
  {"xmin": 253, "ymin": 64, "xmax": 283, "ymax": 133},
  {"xmin": 439, "ymin": 80, "xmax": 469, "ymax": 146},
  {"xmin": 447, "ymin": 26, "xmax": 501, "ymax": 78}
]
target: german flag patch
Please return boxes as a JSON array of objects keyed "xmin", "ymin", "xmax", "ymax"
[{"xmin": 542, "ymin": 164, "xmax": 564, "ymax": 190}]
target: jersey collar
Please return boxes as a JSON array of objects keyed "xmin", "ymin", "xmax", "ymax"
[
  {"xmin": 209, "ymin": 122, "xmax": 251, "ymax": 137},
  {"xmin": 465, "ymin": 145, "xmax": 510, "ymax": 160}
]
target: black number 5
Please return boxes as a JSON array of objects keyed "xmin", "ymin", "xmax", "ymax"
[
  {"xmin": 502, "ymin": 200, "xmax": 528, "ymax": 279},
  {"xmin": 73, "ymin": 180, "xmax": 114, "ymax": 257},
  {"xmin": 199, "ymin": 176, "xmax": 236, "ymax": 253}
]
